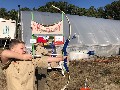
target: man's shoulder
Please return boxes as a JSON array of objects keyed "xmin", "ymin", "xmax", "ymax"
[
  {"xmin": 0, "ymin": 50, "xmax": 11, "ymax": 61},
  {"xmin": 1, "ymin": 50, "xmax": 10, "ymax": 56},
  {"xmin": 1, "ymin": 49, "xmax": 10, "ymax": 52}
]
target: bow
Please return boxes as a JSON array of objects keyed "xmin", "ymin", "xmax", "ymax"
[
  {"xmin": 60, "ymin": 38, "xmax": 70, "ymax": 90},
  {"xmin": 62, "ymin": 39, "xmax": 70, "ymax": 73}
]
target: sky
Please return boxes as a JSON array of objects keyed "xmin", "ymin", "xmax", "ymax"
[{"xmin": 0, "ymin": 0, "xmax": 118, "ymax": 11}]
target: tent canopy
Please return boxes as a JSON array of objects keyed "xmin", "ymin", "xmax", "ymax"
[
  {"xmin": 21, "ymin": 11, "xmax": 120, "ymax": 56},
  {"xmin": 21, "ymin": 11, "xmax": 120, "ymax": 47}
]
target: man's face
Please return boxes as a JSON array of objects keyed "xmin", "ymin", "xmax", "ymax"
[
  {"xmin": 11, "ymin": 43, "xmax": 26, "ymax": 54},
  {"xmin": 39, "ymin": 42, "xmax": 44, "ymax": 46}
]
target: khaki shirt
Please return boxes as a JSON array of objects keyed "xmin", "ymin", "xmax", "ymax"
[
  {"xmin": 2, "ymin": 45, "xmax": 49, "ymax": 90},
  {"xmin": 2, "ymin": 45, "xmax": 65, "ymax": 90},
  {"xmin": 35, "ymin": 45, "xmax": 48, "ymax": 55},
  {"xmin": 4, "ymin": 61, "xmax": 35, "ymax": 90}
]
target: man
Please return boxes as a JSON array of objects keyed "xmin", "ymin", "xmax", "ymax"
[{"xmin": 1, "ymin": 39, "xmax": 65, "ymax": 90}]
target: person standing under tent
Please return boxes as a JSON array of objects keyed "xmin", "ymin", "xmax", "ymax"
[{"xmin": 35, "ymin": 37, "xmax": 61, "ymax": 68}]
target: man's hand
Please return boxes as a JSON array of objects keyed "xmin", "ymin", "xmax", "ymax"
[
  {"xmin": 63, "ymin": 56, "xmax": 69, "ymax": 60},
  {"xmin": 22, "ymin": 54, "xmax": 32, "ymax": 60},
  {"xmin": 55, "ymin": 56, "xmax": 69, "ymax": 61}
]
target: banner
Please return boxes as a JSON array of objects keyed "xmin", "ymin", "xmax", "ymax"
[{"xmin": 31, "ymin": 20, "xmax": 63, "ymax": 34}]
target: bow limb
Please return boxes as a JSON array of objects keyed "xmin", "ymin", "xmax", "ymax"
[{"xmin": 62, "ymin": 39, "xmax": 70, "ymax": 73}]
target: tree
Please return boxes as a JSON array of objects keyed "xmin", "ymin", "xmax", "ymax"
[
  {"xmin": 33, "ymin": 7, "xmax": 37, "ymax": 11},
  {"xmin": 97, "ymin": 7, "xmax": 105, "ymax": 18},
  {"xmin": 104, "ymin": 0, "xmax": 120, "ymax": 20},
  {"xmin": 8, "ymin": 9, "xmax": 18, "ymax": 20},
  {"xmin": 37, "ymin": 1, "xmax": 68, "ymax": 13},
  {"xmin": 67, "ymin": 4, "xmax": 76, "ymax": 15},
  {"xmin": 85, "ymin": 6, "xmax": 97, "ymax": 17},
  {"xmin": 20, "ymin": 7, "xmax": 31, "ymax": 11},
  {"xmin": 37, "ymin": 6, "xmax": 48, "ymax": 12},
  {"xmin": 0, "ymin": 8, "xmax": 8, "ymax": 19},
  {"xmin": 0, "ymin": 1, "xmax": 120, "ymax": 20},
  {"xmin": 78, "ymin": 8, "xmax": 87, "ymax": 16}
]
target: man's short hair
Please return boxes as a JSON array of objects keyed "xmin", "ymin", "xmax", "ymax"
[{"xmin": 9, "ymin": 39, "xmax": 25, "ymax": 49}]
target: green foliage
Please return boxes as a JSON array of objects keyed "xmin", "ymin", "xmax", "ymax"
[
  {"xmin": 20, "ymin": 7, "xmax": 31, "ymax": 11},
  {"xmin": 85, "ymin": 6, "xmax": 97, "ymax": 17},
  {"xmin": 104, "ymin": 0, "xmax": 120, "ymax": 20},
  {"xmin": 8, "ymin": 9, "xmax": 18, "ymax": 20},
  {"xmin": 35, "ymin": 0, "xmax": 120, "ymax": 20},
  {"xmin": 0, "ymin": 0, "xmax": 119, "ymax": 20},
  {"xmin": 49, "ymin": 36, "xmax": 54, "ymax": 39},
  {"xmin": 0, "ymin": 8, "xmax": 9, "ymax": 19}
]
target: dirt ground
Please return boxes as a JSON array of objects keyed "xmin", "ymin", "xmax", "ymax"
[
  {"xmin": 42, "ymin": 55, "xmax": 120, "ymax": 90},
  {"xmin": 0, "ymin": 48, "xmax": 120, "ymax": 90}
]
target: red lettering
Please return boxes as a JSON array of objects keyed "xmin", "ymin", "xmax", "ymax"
[
  {"xmin": 37, "ymin": 24, "xmax": 41, "ymax": 31},
  {"xmin": 57, "ymin": 23, "xmax": 61, "ymax": 31},
  {"xmin": 54, "ymin": 26, "xmax": 58, "ymax": 31},
  {"xmin": 33, "ymin": 22, "xmax": 37, "ymax": 31},
  {"xmin": 46, "ymin": 28, "xmax": 50, "ymax": 32},
  {"xmin": 51, "ymin": 28, "xmax": 53, "ymax": 31}
]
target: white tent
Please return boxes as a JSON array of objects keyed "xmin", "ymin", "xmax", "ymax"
[{"xmin": 21, "ymin": 11, "xmax": 120, "ymax": 56}]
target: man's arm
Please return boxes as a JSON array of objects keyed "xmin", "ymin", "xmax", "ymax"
[
  {"xmin": 1, "ymin": 50, "xmax": 32, "ymax": 64},
  {"xmin": 47, "ymin": 56, "xmax": 67, "ymax": 63}
]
